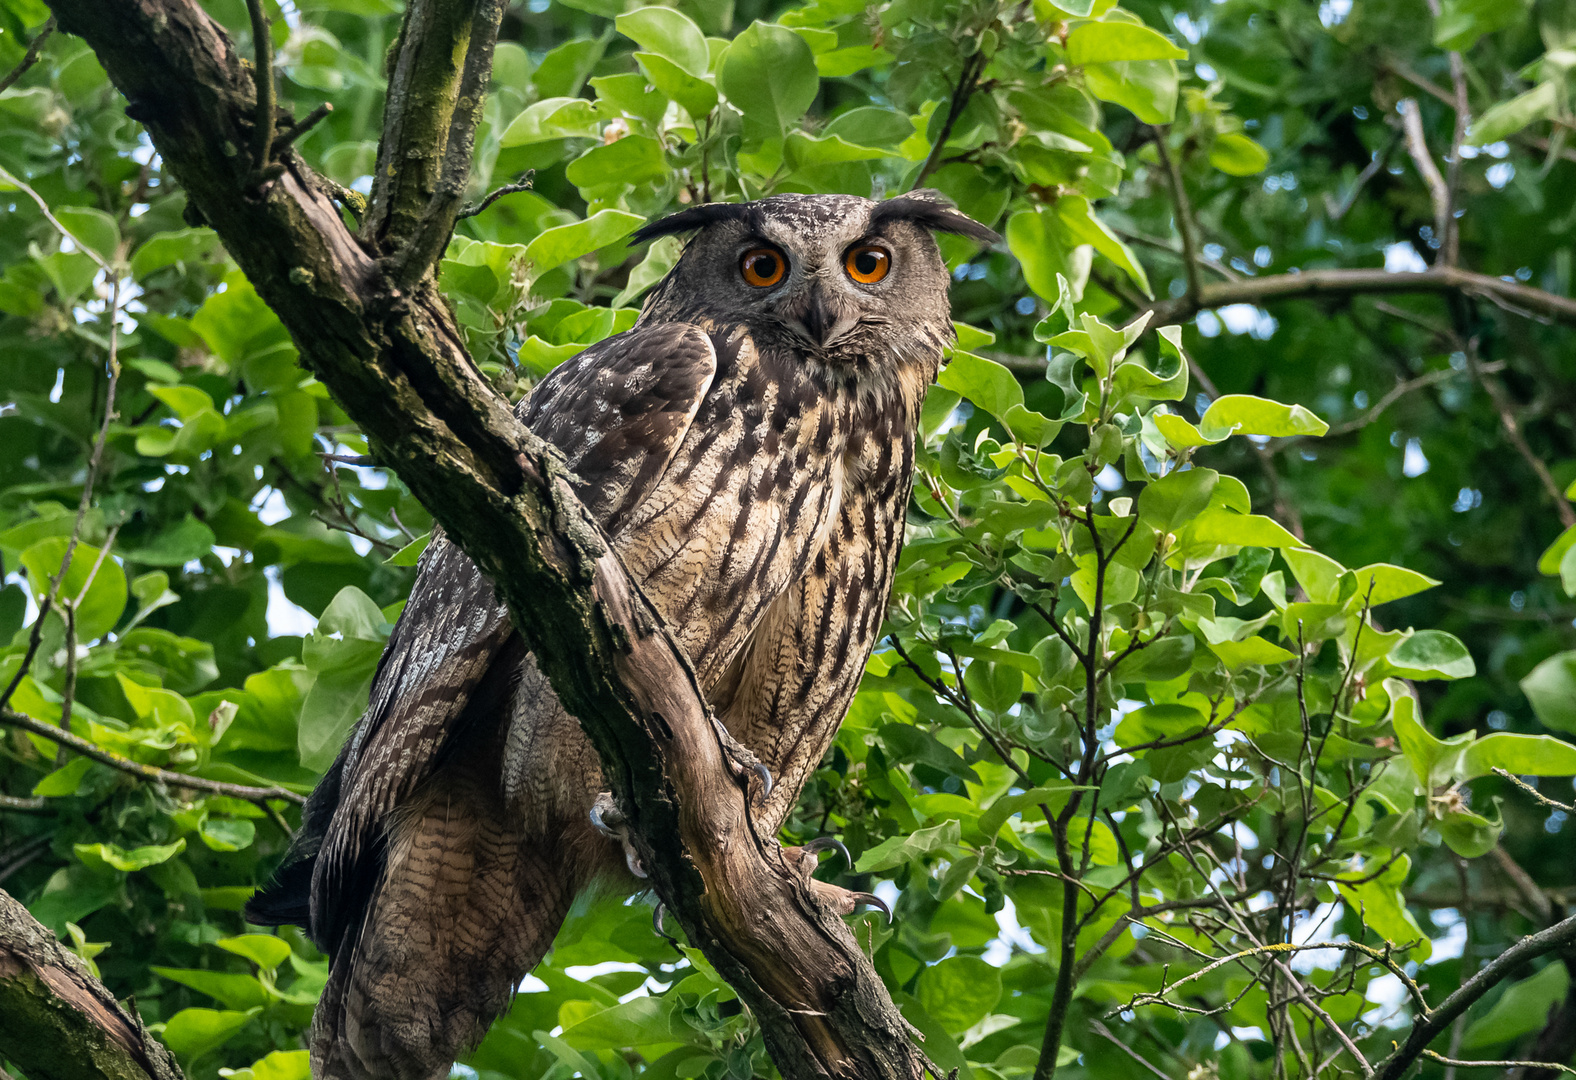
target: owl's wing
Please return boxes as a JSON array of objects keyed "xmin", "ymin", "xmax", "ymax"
[{"xmin": 247, "ymin": 323, "xmax": 717, "ymax": 952}]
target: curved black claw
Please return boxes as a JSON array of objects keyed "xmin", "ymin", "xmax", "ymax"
[
  {"xmin": 848, "ymin": 891, "xmax": 892, "ymax": 923},
  {"xmin": 804, "ymin": 836, "xmax": 852, "ymax": 870},
  {"xmin": 652, "ymin": 902, "xmax": 679, "ymax": 948},
  {"xmin": 710, "ymin": 717, "xmax": 772, "ymax": 802}
]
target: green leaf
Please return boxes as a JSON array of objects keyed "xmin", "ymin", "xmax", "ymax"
[
  {"xmin": 1201, "ymin": 394, "xmax": 1329, "ymax": 439},
  {"xmin": 52, "ymin": 205, "xmax": 120, "ymax": 263},
  {"xmin": 499, "ymin": 97, "xmax": 601, "ymax": 147},
  {"xmin": 20, "ymin": 537, "xmax": 128, "ymax": 641},
  {"xmin": 217, "ymin": 934, "xmax": 293, "ymax": 972},
  {"xmin": 1388, "ymin": 683, "xmax": 1471, "ymax": 789},
  {"xmin": 152, "ymin": 966, "xmax": 272, "ymax": 1010},
  {"xmin": 1008, "ymin": 205, "xmax": 1091, "ymax": 304},
  {"xmin": 917, "ymin": 956, "xmax": 1002, "ymax": 1031},
  {"xmin": 1459, "ymin": 732, "xmax": 1576, "ymax": 780},
  {"xmin": 32, "ymin": 756, "xmax": 95, "ymax": 797},
  {"xmin": 120, "ymin": 514, "xmax": 218, "ymax": 567},
  {"xmin": 161, "ymin": 1007, "xmax": 260, "ymax": 1060},
  {"xmin": 1434, "ymin": 0, "xmax": 1530, "ymax": 52},
  {"xmin": 223, "ymin": 1051, "xmax": 313, "ymax": 1080},
  {"xmin": 1139, "ymin": 467, "xmax": 1217, "ymax": 534},
  {"xmin": 1385, "ymin": 629, "xmax": 1476, "ymax": 681},
  {"xmin": 936, "ymin": 351, "xmax": 1021, "ymax": 425},
  {"xmin": 1522, "ymin": 650, "xmax": 1576, "ymax": 734},
  {"xmin": 1178, "ymin": 510, "xmax": 1304, "ymax": 551},
  {"xmin": 1337, "ymin": 854, "xmax": 1430, "ymax": 960},
  {"xmin": 384, "ymin": 532, "xmax": 430, "ymax": 567},
  {"xmin": 855, "ymin": 819, "xmax": 960, "ymax": 873},
  {"xmin": 1207, "ymin": 636, "xmax": 1296, "ymax": 671},
  {"xmin": 1468, "ymin": 81, "xmax": 1556, "ymax": 145},
  {"xmin": 200, "ymin": 817, "xmax": 257, "ymax": 852},
  {"xmin": 1537, "ymin": 523, "xmax": 1576, "ymax": 576},
  {"xmin": 1461, "ymin": 961, "xmax": 1569, "ymax": 1050},
  {"xmin": 1084, "ymin": 57, "xmax": 1179, "ymax": 124},
  {"xmin": 74, "ymin": 839, "xmax": 186, "ymax": 872},
  {"xmin": 616, "ymin": 6, "xmax": 709, "ymax": 75},
  {"xmin": 524, "ymin": 210, "xmax": 644, "ymax": 273},
  {"xmin": 719, "ymin": 22, "xmax": 818, "ymax": 134},
  {"xmin": 566, "ymin": 134, "xmax": 668, "ymax": 190},
  {"xmin": 129, "ymin": 227, "xmax": 217, "ymax": 279},
  {"xmin": 634, "ymin": 52, "xmax": 718, "ymax": 118},
  {"xmin": 1208, "ymin": 132, "xmax": 1271, "ymax": 176},
  {"xmin": 1067, "ymin": 22, "xmax": 1187, "ymax": 63},
  {"xmin": 1348, "ymin": 563, "xmax": 1440, "ymax": 608}
]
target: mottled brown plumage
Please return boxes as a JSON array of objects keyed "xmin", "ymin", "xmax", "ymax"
[{"xmin": 248, "ymin": 190, "xmax": 996, "ymax": 1080}]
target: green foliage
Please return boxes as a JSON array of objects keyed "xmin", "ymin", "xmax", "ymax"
[{"xmin": 2, "ymin": 0, "xmax": 1575, "ymax": 1078}]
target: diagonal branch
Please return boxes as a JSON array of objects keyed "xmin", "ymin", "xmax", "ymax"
[
  {"xmin": 1377, "ymin": 912, "xmax": 1576, "ymax": 1080},
  {"xmin": 40, "ymin": 1, "xmax": 936, "ymax": 1076}
]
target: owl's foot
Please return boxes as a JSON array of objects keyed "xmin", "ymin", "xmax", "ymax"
[
  {"xmin": 786, "ymin": 837, "xmax": 892, "ymax": 922},
  {"xmin": 590, "ymin": 792, "xmax": 647, "ymax": 879},
  {"xmin": 710, "ymin": 717, "xmax": 772, "ymax": 802}
]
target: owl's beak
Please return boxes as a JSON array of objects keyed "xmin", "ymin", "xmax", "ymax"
[{"xmin": 787, "ymin": 282, "xmax": 854, "ymax": 348}]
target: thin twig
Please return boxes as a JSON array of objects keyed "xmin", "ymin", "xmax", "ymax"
[
  {"xmin": 245, "ymin": 0, "xmax": 276, "ymax": 176},
  {"xmin": 271, "ymin": 101, "xmax": 333, "ymax": 154},
  {"xmin": 1326, "ymin": 363, "xmax": 1503, "ymax": 435},
  {"xmin": 2, "ymin": 706, "xmax": 306, "ymax": 807},
  {"xmin": 0, "ymin": 14, "xmax": 55, "ymax": 94},
  {"xmin": 1424, "ymin": 1051, "xmax": 1576, "ymax": 1078},
  {"xmin": 1152, "ymin": 126, "xmax": 1202, "ymax": 307},
  {"xmin": 1493, "ymin": 768, "xmax": 1575, "ymax": 814},
  {"xmin": 1464, "ymin": 339, "xmax": 1576, "ymax": 528},
  {"xmin": 913, "ymin": 48, "xmax": 986, "ymax": 188},
  {"xmin": 1399, "ymin": 98, "xmax": 1450, "ymax": 250},
  {"xmin": 1091, "ymin": 1020, "xmax": 1173, "ymax": 1080},
  {"xmin": 457, "ymin": 170, "xmax": 535, "ymax": 220}
]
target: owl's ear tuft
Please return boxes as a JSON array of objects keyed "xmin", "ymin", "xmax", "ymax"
[
  {"xmin": 631, "ymin": 202, "xmax": 759, "ymax": 245},
  {"xmin": 870, "ymin": 190, "xmax": 1000, "ymax": 246}
]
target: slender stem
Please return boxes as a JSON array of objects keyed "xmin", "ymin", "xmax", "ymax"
[
  {"xmin": 913, "ymin": 48, "xmax": 986, "ymax": 188},
  {"xmin": 2, "ymin": 705, "xmax": 306, "ymax": 807},
  {"xmin": 1152, "ymin": 126, "xmax": 1201, "ymax": 307},
  {"xmin": 0, "ymin": 14, "xmax": 55, "ymax": 94},
  {"xmin": 245, "ymin": 0, "xmax": 275, "ymax": 174},
  {"xmin": 1399, "ymin": 98, "xmax": 1450, "ymax": 253},
  {"xmin": 1465, "ymin": 339, "xmax": 1576, "ymax": 528}
]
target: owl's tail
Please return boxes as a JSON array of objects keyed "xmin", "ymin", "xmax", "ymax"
[{"xmin": 308, "ymin": 755, "xmax": 583, "ymax": 1080}]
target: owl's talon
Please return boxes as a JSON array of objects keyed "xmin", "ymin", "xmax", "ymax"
[
  {"xmin": 846, "ymin": 891, "xmax": 892, "ymax": 922},
  {"xmin": 652, "ymin": 902, "xmax": 680, "ymax": 948},
  {"xmin": 590, "ymin": 792, "xmax": 647, "ymax": 879},
  {"xmin": 804, "ymin": 835, "xmax": 851, "ymax": 869},
  {"xmin": 709, "ymin": 717, "xmax": 771, "ymax": 803}
]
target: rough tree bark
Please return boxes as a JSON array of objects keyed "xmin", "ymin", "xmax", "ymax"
[
  {"xmin": 0, "ymin": 887, "xmax": 184, "ymax": 1080},
  {"xmin": 33, "ymin": 1, "xmax": 935, "ymax": 1078}
]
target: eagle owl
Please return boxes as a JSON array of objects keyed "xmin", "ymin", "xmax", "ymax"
[{"xmin": 248, "ymin": 190, "xmax": 997, "ymax": 1080}]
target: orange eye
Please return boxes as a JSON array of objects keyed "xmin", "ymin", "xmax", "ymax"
[
  {"xmin": 845, "ymin": 243, "xmax": 890, "ymax": 284},
  {"xmin": 740, "ymin": 248, "xmax": 786, "ymax": 287}
]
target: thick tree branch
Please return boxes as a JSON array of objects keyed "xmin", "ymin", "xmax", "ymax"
[
  {"xmin": 41, "ymin": 1, "xmax": 933, "ymax": 1076},
  {"xmin": 0, "ymin": 887, "xmax": 184, "ymax": 1080}
]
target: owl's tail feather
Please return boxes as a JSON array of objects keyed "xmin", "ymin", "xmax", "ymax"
[{"xmin": 309, "ymin": 762, "xmax": 580, "ymax": 1080}]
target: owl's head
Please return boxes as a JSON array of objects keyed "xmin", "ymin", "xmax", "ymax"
[{"xmin": 631, "ymin": 191, "xmax": 997, "ymax": 371}]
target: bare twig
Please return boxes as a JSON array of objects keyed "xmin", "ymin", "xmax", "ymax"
[
  {"xmin": 243, "ymin": 0, "xmax": 275, "ymax": 178},
  {"xmin": 1424, "ymin": 1051, "xmax": 1576, "ymax": 1078},
  {"xmin": 1464, "ymin": 340, "xmax": 1576, "ymax": 528},
  {"xmin": 457, "ymin": 170, "xmax": 535, "ymax": 220},
  {"xmin": 1152, "ymin": 126, "xmax": 1202, "ymax": 307},
  {"xmin": 1378, "ymin": 912, "xmax": 1576, "ymax": 1080},
  {"xmin": 913, "ymin": 47, "xmax": 986, "ymax": 188},
  {"xmin": 1399, "ymin": 98, "xmax": 1450, "ymax": 251},
  {"xmin": 1092, "ymin": 1020, "xmax": 1173, "ymax": 1080},
  {"xmin": 0, "ymin": 14, "xmax": 55, "ymax": 94},
  {"xmin": 1, "ymin": 706, "xmax": 306, "ymax": 807},
  {"xmin": 271, "ymin": 101, "xmax": 333, "ymax": 154},
  {"xmin": 1326, "ymin": 363, "xmax": 1504, "ymax": 435},
  {"xmin": 1494, "ymin": 768, "xmax": 1576, "ymax": 814}
]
